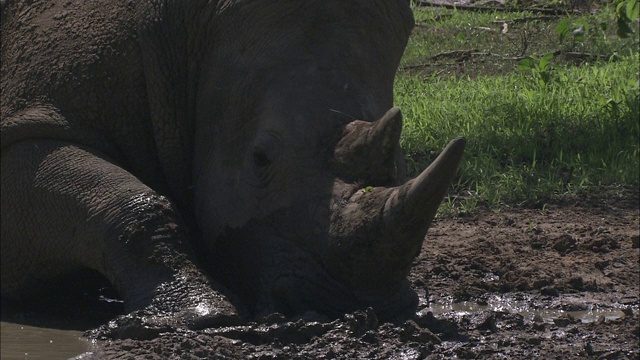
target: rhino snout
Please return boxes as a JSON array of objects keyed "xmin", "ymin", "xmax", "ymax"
[{"xmin": 327, "ymin": 110, "xmax": 466, "ymax": 298}]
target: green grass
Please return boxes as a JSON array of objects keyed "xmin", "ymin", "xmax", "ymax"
[
  {"xmin": 395, "ymin": 3, "xmax": 639, "ymax": 214},
  {"xmin": 403, "ymin": 3, "xmax": 638, "ymax": 78}
]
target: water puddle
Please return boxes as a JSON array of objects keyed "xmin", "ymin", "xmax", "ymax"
[
  {"xmin": 0, "ymin": 272, "xmax": 122, "ymax": 360},
  {"xmin": 1, "ymin": 292, "xmax": 636, "ymax": 359},
  {"xmin": 422, "ymin": 294, "xmax": 636, "ymax": 324},
  {"xmin": 0, "ymin": 322, "xmax": 95, "ymax": 360}
]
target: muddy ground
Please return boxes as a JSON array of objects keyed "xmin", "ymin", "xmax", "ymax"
[{"xmin": 66, "ymin": 187, "xmax": 636, "ymax": 359}]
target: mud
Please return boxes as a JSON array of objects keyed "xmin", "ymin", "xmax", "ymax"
[
  {"xmin": 63, "ymin": 188, "xmax": 636, "ymax": 359},
  {"xmin": 2, "ymin": 190, "xmax": 637, "ymax": 359}
]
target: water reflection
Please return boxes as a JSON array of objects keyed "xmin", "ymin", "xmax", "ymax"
[
  {"xmin": 0, "ymin": 322, "xmax": 93, "ymax": 360},
  {"xmin": 0, "ymin": 271, "xmax": 122, "ymax": 360},
  {"xmin": 422, "ymin": 294, "xmax": 637, "ymax": 324},
  {"xmin": 2, "ymin": 288, "xmax": 637, "ymax": 359}
]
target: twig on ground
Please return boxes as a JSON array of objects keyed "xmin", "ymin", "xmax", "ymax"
[
  {"xmin": 400, "ymin": 63, "xmax": 458, "ymax": 70},
  {"xmin": 400, "ymin": 49, "xmax": 620, "ymax": 71},
  {"xmin": 475, "ymin": 26, "xmax": 500, "ymax": 32},
  {"xmin": 431, "ymin": 49, "xmax": 480, "ymax": 60},
  {"xmin": 412, "ymin": 0, "xmax": 582, "ymax": 15},
  {"xmin": 492, "ymin": 16, "xmax": 561, "ymax": 24}
]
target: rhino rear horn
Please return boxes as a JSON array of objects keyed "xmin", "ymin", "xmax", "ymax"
[
  {"xmin": 334, "ymin": 107, "xmax": 405, "ymax": 185},
  {"xmin": 367, "ymin": 107, "xmax": 403, "ymax": 156}
]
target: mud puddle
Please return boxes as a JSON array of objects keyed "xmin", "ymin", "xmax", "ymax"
[
  {"xmin": 2, "ymin": 198, "xmax": 638, "ymax": 359},
  {"xmin": 2, "ymin": 293, "xmax": 639, "ymax": 360},
  {"xmin": 422, "ymin": 293, "xmax": 637, "ymax": 324},
  {"xmin": 0, "ymin": 322, "xmax": 94, "ymax": 360},
  {"xmin": 0, "ymin": 273, "xmax": 121, "ymax": 360}
]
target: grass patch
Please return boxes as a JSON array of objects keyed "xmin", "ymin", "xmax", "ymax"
[
  {"xmin": 395, "ymin": 3, "xmax": 639, "ymax": 214},
  {"xmin": 403, "ymin": 2, "xmax": 638, "ymax": 78}
]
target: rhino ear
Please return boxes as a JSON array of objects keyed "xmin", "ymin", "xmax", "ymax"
[{"xmin": 334, "ymin": 107, "xmax": 405, "ymax": 185}]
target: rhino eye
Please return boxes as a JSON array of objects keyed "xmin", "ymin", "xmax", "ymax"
[
  {"xmin": 252, "ymin": 147, "xmax": 271, "ymax": 167},
  {"xmin": 249, "ymin": 146, "xmax": 274, "ymax": 188},
  {"xmin": 248, "ymin": 132, "xmax": 280, "ymax": 187}
]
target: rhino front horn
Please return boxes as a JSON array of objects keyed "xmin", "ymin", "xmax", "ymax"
[{"xmin": 383, "ymin": 136, "xmax": 466, "ymax": 238}]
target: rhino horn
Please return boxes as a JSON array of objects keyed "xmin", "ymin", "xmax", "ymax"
[
  {"xmin": 331, "ymin": 137, "xmax": 465, "ymax": 295},
  {"xmin": 367, "ymin": 107, "xmax": 403, "ymax": 156},
  {"xmin": 334, "ymin": 107, "xmax": 405, "ymax": 185},
  {"xmin": 383, "ymin": 136, "xmax": 466, "ymax": 239}
]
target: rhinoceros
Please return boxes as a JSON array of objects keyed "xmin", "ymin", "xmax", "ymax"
[{"xmin": 1, "ymin": 0, "xmax": 465, "ymax": 336}]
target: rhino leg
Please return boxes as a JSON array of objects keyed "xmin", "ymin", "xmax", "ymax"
[{"xmin": 1, "ymin": 139, "xmax": 238, "ymax": 339}]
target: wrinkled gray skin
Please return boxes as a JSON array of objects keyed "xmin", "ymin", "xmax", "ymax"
[{"xmin": 1, "ymin": 0, "xmax": 465, "ymax": 338}]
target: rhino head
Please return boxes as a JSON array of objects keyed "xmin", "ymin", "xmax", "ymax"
[{"xmin": 191, "ymin": 0, "xmax": 465, "ymax": 319}]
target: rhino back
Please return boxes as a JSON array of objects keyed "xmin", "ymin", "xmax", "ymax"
[{"xmin": 1, "ymin": 0, "xmax": 167, "ymax": 189}]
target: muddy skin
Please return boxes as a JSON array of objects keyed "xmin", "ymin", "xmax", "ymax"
[{"xmin": 2, "ymin": 0, "xmax": 439, "ymax": 339}]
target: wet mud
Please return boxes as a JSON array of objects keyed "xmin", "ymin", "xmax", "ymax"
[
  {"xmin": 1, "ymin": 190, "xmax": 637, "ymax": 359},
  {"xmin": 76, "ymin": 189, "xmax": 638, "ymax": 359}
]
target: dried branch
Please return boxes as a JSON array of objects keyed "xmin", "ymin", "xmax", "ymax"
[
  {"xmin": 492, "ymin": 16, "xmax": 561, "ymax": 24},
  {"xmin": 412, "ymin": 0, "xmax": 582, "ymax": 15},
  {"xmin": 400, "ymin": 49, "xmax": 618, "ymax": 71},
  {"xmin": 431, "ymin": 49, "xmax": 480, "ymax": 60}
]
